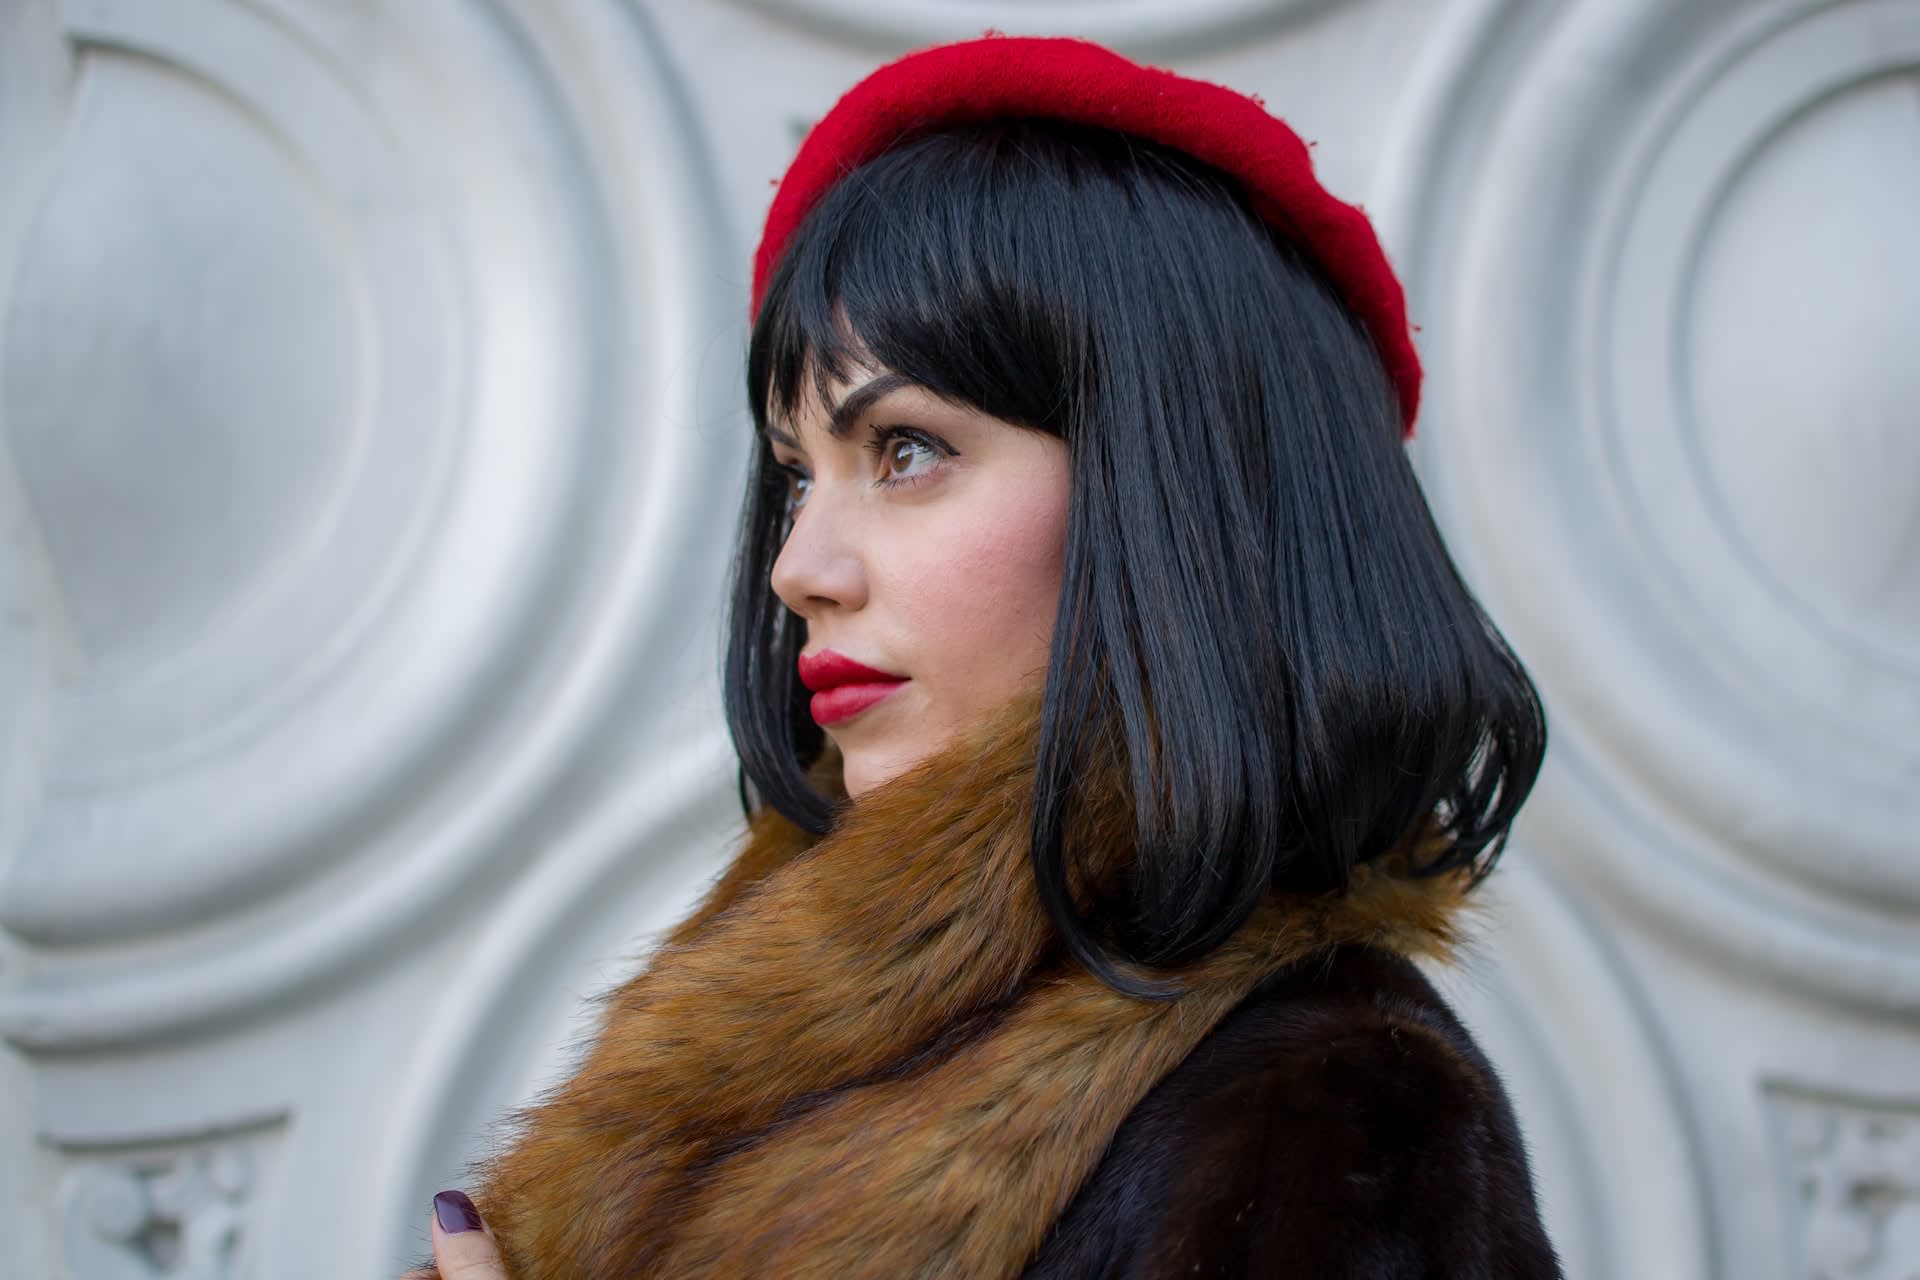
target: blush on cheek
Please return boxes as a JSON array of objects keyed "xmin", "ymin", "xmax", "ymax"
[{"xmin": 899, "ymin": 472, "xmax": 1070, "ymax": 716}]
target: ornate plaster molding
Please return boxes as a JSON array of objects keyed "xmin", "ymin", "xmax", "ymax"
[
  {"xmin": 0, "ymin": 0, "xmax": 743, "ymax": 1049},
  {"xmin": 58, "ymin": 1116, "xmax": 282, "ymax": 1279},
  {"xmin": 1770, "ymin": 1085, "xmax": 1920, "ymax": 1278},
  {"xmin": 715, "ymin": 0, "xmax": 1331, "ymax": 54},
  {"xmin": 1424, "ymin": 859, "xmax": 1713, "ymax": 1278},
  {"xmin": 1374, "ymin": 0, "xmax": 1920, "ymax": 1014}
]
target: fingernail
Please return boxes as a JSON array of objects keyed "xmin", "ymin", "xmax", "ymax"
[{"xmin": 434, "ymin": 1189, "xmax": 483, "ymax": 1234}]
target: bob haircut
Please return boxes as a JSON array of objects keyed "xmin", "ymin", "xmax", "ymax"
[{"xmin": 726, "ymin": 119, "xmax": 1547, "ymax": 997}]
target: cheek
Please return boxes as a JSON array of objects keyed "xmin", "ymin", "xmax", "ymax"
[{"xmin": 891, "ymin": 474, "xmax": 1069, "ymax": 698}]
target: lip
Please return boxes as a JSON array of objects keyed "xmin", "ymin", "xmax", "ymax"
[
  {"xmin": 798, "ymin": 649, "xmax": 908, "ymax": 727},
  {"xmin": 797, "ymin": 649, "xmax": 906, "ymax": 692},
  {"xmin": 808, "ymin": 680, "xmax": 907, "ymax": 726}
]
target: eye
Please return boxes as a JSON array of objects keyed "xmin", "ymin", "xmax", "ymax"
[
  {"xmin": 777, "ymin": 464, "xmax": 811, "ymax": 515},
  {"xmin": 883, "ymin": 436, "xmax": 937, "ymax": 479},
  {"xmin": 867, "ymin": 426, "xmax": 952, "ymax": 487}
]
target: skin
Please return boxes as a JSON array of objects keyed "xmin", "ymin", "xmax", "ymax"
[
  {"xmin": 408, "ymin": 1207, "xmax": 506, "ymax": 1279},
  {"xmin": 764, "ymin": 364, "xmax": 1071, "ymax": 797}
]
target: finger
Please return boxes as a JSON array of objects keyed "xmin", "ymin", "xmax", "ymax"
[{"xmin": 431, "ymin": 1190, "xmax": 510, "ymax": 1280}]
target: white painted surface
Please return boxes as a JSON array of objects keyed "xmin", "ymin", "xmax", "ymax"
[{"xmin": 1, "ymin": 1, "xmax": 1913, "ymax": 1276}]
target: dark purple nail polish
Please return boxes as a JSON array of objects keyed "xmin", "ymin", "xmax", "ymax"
[{"xmin": 434, "ymin": 1189, "xmax": 483, "ymax": 1234}]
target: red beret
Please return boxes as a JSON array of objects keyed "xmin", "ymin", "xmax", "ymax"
[{"xmin": 750, "ymin": 34, "xmax": 1422, "ymax": 439}]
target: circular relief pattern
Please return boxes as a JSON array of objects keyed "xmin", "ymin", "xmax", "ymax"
[
  {"xmin": 1377, "ymin": 0, "xmax": 1920, "ymax": 1012},
  {"xmin": 0, "ymin": 0, "xmax": 467, "ymax": 945},
  {"xmin": 6, "ymin": 47, "xmax": 363, "ymax": 684},
  {"xmin": 0, "ymin": 0, "xmax": 743, "ymax": 1047},
  {"xmin": 0, "ymin": 516, "xmax": 50, "ymax": 885},
  {"xmin": 1423, "ymin": 860, "xmax": 1711, "ymax": 1279},
  {"xmin": 1603, "ymin": 3, "xmax": 1920, "ymax": 753},
  {"xmin": 368, "ymin": 726, "xmax": 740, "ymax": 1279},
  {"xmin": 1684, "ymin": 72, "xmax": 1920, "ymax": 670},
  {"xmin": 717, "ymin": 0, "xmax": 1323, "ymax": 51},
  {"xmin": 0, "ymin": 0, "xmax": 68, "ymax": 896}
]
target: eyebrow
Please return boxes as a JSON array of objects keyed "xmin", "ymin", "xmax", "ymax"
[{"xmin": 761, "ymin": 371, "xmax": 918, "ymax": 449}]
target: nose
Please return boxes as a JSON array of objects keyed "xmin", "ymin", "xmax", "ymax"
[{"xmin": 769, "ymin": 488, "xmax": 869, "ymax": 617}]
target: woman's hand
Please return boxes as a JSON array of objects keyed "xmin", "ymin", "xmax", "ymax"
[{"xmin": 401, "ymin": 1190, "xmax": 510, "ymax": 1279}]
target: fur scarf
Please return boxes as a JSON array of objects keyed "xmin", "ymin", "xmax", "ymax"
[{"xmin": 446, "ymin": 688, "xmax": 1476, "ymax": 1278}]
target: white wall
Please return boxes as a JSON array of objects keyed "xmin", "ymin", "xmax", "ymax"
[{"xmin": 2, "ymin": 1, "xmax": 1915, "ymax": 1276}]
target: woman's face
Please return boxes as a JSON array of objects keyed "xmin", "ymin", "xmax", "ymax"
[{"xmin": 765, "ymin": 364, "xmax": 1071, "ymax": 798}]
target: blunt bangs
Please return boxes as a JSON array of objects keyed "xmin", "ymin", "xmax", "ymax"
[
  {"xmin": 750, "ymin": 120, "xmax": 1117, "ymax": 435},
  {"xmin": 727, "ymin": 120, "xmax": 1547, "ymax": 997}
]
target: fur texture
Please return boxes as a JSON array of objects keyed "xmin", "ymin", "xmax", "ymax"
[
  {"xmin": 1026, "ymin": 945, "xmax": 1562, "ymax": 1277},
  {"xmin": 435, "ymin": 688, "xmax": 1494, "ymax": 1278}
]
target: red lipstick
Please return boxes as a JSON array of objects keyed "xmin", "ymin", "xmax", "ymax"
[{"xmin": 798, "ymin": 649, "xmax": 908, "ymax": 726}]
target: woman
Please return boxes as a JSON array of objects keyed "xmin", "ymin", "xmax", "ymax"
[{"xmin": 412, "ymin": 33, "xmax": 1560, "ymax": 1279}]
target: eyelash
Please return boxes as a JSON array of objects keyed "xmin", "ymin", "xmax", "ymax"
[{"xmin": 775, "ymin": 424, "xmax": 954, "ymax": 512}]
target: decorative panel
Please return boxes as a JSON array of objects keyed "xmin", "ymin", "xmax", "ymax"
[
  {"xmin": 1425, "ymin": 860, "xmax": 1712, "ymax": 1278},
  {"xmin": 716, "ymin": 0, "xmax": 1322, "ymax": 50},
  {"xmin": 1376, "ymin": 0, "xmax": 1920, "ymax": 1012},
  {"xmin": 56, "ymin": 1118, "xmax": 283, "ymax": 1280},
  {"xmin": 1376, "ymin": 0, "xmax": 1920, "ymax": 1272},
  {"xmin": 1770, "ymin": 1086, "xmax": 1920, "ymax": 1279},
  {"xmin": 0, "ymin": 0, "xmax": 744, "ymax": 1051}
]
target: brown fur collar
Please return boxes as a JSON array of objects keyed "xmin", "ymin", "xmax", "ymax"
[{"xmin": 460, "ymin": 689, "xmax": 1474, "ymax": 1279}]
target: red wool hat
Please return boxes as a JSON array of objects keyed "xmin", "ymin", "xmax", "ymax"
[{"xmin": 751, "ymin": 34, "xmax": 1422, "ymax": 438}]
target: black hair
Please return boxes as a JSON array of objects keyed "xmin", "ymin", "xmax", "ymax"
[{"xmin": 726, "ymin": 119, "xmax": 1546, "ymax": 997}]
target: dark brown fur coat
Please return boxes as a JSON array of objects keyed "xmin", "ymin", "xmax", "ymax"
[{"xmin": 430, "ymin": 689, "xmax": 1560, "ymax": 1278}]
